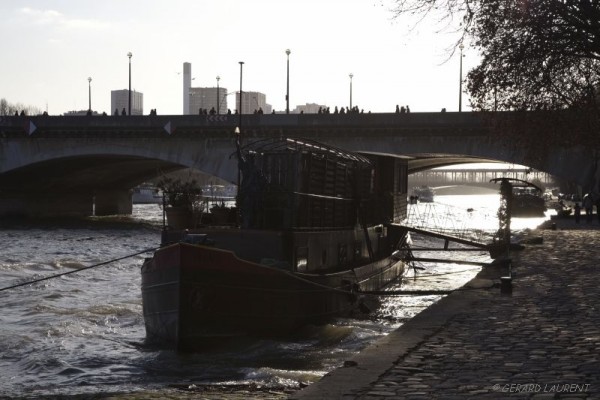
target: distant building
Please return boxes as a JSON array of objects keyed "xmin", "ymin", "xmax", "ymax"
[
  {"xmin": 293, "ymin": 103, "xmax": 325, "ymax": 114},
  {"xmin": 189, "ymin": 87, "xmax": 229, "ymax": 115},
  {"xmin": 182, "ymin": 62, "xmax": 272, "ymax": 114},
  {"xmin": 63, "ymin": 110, "xmax": 102, "ymax": 116},
  {"xmin": 183, "ymin": 62, "xmax": 192, "ymax": 115},
  {"xmin": 111, "ymin": 89, "xmax": 143, "ymax": 115},
  {"xmin": 183, "ymin": 62, "xmax": 229, "ymax": 114},
  {"xmin": 235, "ymin": 91, "xmax": 272, "ymax": 114}
]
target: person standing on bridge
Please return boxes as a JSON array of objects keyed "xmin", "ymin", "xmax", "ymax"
[{"xmin": 582, "ymin": 192, "xmax": 594, "ymax": 222}]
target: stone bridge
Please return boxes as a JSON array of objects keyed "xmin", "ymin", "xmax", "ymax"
[{"xmin": 0, "ymin": 112, "xmax": 596, "ymax": 217}]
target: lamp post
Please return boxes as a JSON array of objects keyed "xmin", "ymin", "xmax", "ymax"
[
  {"xmin": 87, "ymin": 77, "xmax": 92, "ymax": 113},
  {"xmin": 216, "ymin": 75, "xmax": 221, "ymax": 115},
  {"xmin": 236, "ymin": 62, "xmax": 245, "ymax": 226},
  {"xmin": 349, "ymin": 73, "xmax": 353, "ymax": 109},
  {"xmin": 286, "ymin": 49, "xmax": 291, "ymax": 114},
  {"xmin": 127, "ymin": 52, "xmax": 132, "ymax": 115},
  {"xmin": 459, "ymin": 43, "xmax": 464, "ymax": 112},
  {"xmin": 238, "ymin": 61, "xmax": 244, "ymax": 127}
]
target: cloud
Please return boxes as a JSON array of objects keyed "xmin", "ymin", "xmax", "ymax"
[{"xmin": 18, "ymin": 7, "xmax": 111, "ymax": 31}]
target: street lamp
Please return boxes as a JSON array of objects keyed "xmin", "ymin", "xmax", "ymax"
[
  {"xmin": 459, "ymin": 43, "xmax": 464, "ymax": 112},
  {"xmin": 236, "ymin": 61, "xmax": 245, "ymax": 223},
  {"xmin": 87, "ymin": 77, "xmax": 92, "ymax": 113},
  {"xmin": 216, "ymin": 75, "xmax": 221, "ymax": 115},
  {"xmin": 349, "ymin": 73, "xmax": 353, "ymax": 109},
  {"xmin": 127, "ymin": 52, "xmax": 132, "ymax": 115},
  {"xmin": 286, "ymin": 49, "xmax": 291, "ymax": 114},
  {"xmin": 238, "ymin": 61, "xmax": 244, "ymax": 128}
]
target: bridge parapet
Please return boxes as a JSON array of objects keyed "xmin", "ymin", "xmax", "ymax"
[{"xmin": 0, "ymin": 112, "xmax": 489, "ymax": 139}]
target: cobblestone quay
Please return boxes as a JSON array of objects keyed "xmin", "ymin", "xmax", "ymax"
[{"xmin": 293, "ymin": 221, "xmax": 600, "ymax": 399}]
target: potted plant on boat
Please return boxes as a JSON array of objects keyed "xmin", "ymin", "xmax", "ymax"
[
  {"xmin": 209, "ymin": 200, "xmax": 233, "ymax": 224},
  {"xmin": 156, "ymin": 175, "xmax": 204, "ymax": 230}
]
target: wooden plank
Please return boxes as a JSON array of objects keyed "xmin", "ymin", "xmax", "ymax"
[
  {"xmin": 389, "ymin": 224, "xmax": 489, "ymax": 249},
  {"xmin": 408, "ymin": 257, "xmax": 490, "ymax": 266},
  {"xmin": 409, "ymin": 248, "xmax": 489, "ymax": 252}
]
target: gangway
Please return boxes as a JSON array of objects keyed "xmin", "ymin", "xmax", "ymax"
[
  {"xmin": 402, "ymin": 200, "xmax": 496, "ymax": 246},
  {"xmin": 388, "ymin": 223, "xmax": 494, "ymax": 263},
  {"xmin": 392, "ymin": 224, "xmax": 489, "ymax": 250}
]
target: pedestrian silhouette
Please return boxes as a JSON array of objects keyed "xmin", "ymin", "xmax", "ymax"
[{"xmin": 583, "ymin": 192, "xmax": 594, "ymax": 222}]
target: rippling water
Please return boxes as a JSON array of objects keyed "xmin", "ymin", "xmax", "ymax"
[{"xmin": 0, "ymin": 194, "xmax": 547, "ymax": 397}]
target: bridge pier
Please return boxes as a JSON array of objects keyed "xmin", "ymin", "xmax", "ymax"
[
  {"xmin": 0, "ymin": 193, "xmax": 94, "ymax": 218},
  {"xmin": 94, "ymin": 190, "xmax": 132, "ymax": 216}
]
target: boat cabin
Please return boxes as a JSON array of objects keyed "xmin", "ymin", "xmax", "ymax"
[{"xmin": 166, "ymin": 138, "xmax": 409, "ymax": 274}]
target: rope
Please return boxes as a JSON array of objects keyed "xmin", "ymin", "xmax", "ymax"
[{"xmin": 0, "ymin": 246, "xmax": 160, "ymax": 293}]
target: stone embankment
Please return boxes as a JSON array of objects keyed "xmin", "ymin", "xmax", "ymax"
[{"xmin": 293, "ymin": 216, "xmax": 599, "ymax": 399}]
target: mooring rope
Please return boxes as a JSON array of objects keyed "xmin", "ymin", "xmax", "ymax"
[{"xmin": 0, "ymin": 246, "xmax": 160, "ymax": 293}]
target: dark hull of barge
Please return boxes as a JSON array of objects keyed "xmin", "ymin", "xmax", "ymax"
[{"xmin": 141, "ymin": 229, "xmax": 406, "ymax": 350}]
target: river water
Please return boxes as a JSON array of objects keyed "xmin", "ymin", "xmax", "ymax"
[{"xmin": 0, "ymin": 193, "xmax": 549, "ymax": 398}]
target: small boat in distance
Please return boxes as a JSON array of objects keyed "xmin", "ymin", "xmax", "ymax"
[
  {"xmin": 141, "ymin": 137, "xmax": 411, "ymax": 351},
  {"xmin": 490, "ymin": 178, "xmax": 547, "ymax": 217},
  {"xmin": 132, "ymin": 185, "xmax": 162, "ymax": 204},
  {"xmin": 411, "ymin": 185, "xmax": 435, "ymax": 203}
]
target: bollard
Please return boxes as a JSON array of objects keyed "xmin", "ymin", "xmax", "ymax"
[
  {"xmin": 551, "ymin": 222, "xmax": 556, "ymax": 230},
  {"xmin": 500, "ymin": 276, "xmax": 512, "ymax": 294}
]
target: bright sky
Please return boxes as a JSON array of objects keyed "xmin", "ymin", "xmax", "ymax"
[{"xmin": 0, "ymin": 1, "xmax": 475, "ymax": 116}]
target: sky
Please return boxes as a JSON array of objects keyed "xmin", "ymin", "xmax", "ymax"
[{"xmin": 0, "ymin": 1, "xmax": 476, "ymax": 116}]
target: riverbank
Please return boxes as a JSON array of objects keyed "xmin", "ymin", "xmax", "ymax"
[{"xmin": 292, "ymin": 217, "xmax": 599, "ymax": 398}]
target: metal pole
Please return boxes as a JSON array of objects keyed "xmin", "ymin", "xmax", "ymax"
[
  {"xmin": 349, "ymin": 73, "xmax": 353, "ymax": 109},
  {"xmin": 87, "ymin": 77, "xmax": 92, "ymax": 112},
  {"xmin": 286, "ymin": 49, "xmax": 290, "ymax": 114},
  {"xmin": 239, "ymin": 62, "xmax": 244, "ymax": 127},
  {"xmin": 459, "ymin": 44, "xmax": 464, "ymax": 112},
  {"xmin": 236, "ymin": 62, "xmax": 244, "ymax": 228},
  {"xmin": 127, "ymin": 52, "xmax": 132, "ymax": 115},
  {"xmin": 216, "ymin": 76, "xmax": 220, "ymax": 115}
]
